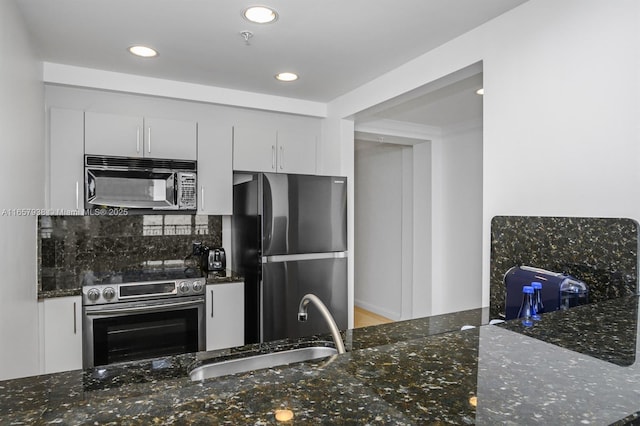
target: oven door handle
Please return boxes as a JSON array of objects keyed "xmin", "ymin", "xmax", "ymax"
[{"xmin": 85, "ymin": 299, "xmax": 203, "ymax": 316}]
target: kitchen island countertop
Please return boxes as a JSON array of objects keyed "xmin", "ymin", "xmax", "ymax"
[{"xmin": 1, "ymin": 298, "xmax": 639, "ymax": 425}]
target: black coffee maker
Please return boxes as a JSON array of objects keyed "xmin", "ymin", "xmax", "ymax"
[
  {"xmin": 192, "ymin": 242, "xmax": 226, "ymax": 273},
  {"xmin": 205, "ymin": 247, "xmax": 226, "ymax": 272}
]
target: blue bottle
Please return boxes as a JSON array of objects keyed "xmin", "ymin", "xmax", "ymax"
[
  {"xmin": 517, "ymin": 286, "xmax": 535, "ymax": 327},
  {"xmin": 531, "ymin": 281, "xmax": 543, "ymax": 320}
]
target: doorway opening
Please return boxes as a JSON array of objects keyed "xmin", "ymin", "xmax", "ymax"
[{"xmin": 353, "ymin": 63, "xmax": 484, "ymax": 325}]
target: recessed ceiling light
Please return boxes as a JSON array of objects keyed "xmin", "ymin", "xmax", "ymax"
[
  {"xmin": 128, "ymin": 45, "xmax": 158, "ymax": 58},
  {"xmin": 275, "ymin": 72, "xmax": 298, "ymax": 82},
  {"xmin": 274, "ymin": 409, "xmax": 294, "ymax": 422},
  {"xmin": 243, "ymin": 6, "xmax": 278, "ymax": 24},
  {"xmin": 476, "ymin": 88, "xmax": 484, "ymax": 95}
]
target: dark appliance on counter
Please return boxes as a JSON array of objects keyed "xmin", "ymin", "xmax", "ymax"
[
  {"xmin": 82, "ymin": 268, "xmax": 205, "ymax": 368},
  {"xmin": 232, "ymin": 172, "xmax": 348, "ymax": 344},
  {"xmin": 84, "ymin": 155, "xmax": 197, "ymax": 211},
  {"xmin": 206, "ymin": 248, "xmax": 226, "ymax": 272},
  {"xmin": 192, "ymin": 243, "xmax": 226, "ymax": 273},
  {"xmin": 504, "ymin": 265, "xmax": 589, "ymax": 320}
]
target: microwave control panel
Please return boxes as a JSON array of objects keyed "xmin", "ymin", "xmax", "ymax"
[{"xmin": 177, "ymin": 172, "xmax": 197, "ymax": 209}]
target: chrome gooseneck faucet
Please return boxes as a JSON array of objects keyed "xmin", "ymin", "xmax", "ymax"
[{"xmin": 297, "ymin": 294, "xmax": 346, "ymax": 354}]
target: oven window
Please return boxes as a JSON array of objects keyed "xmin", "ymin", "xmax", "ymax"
[{"xmin": 92, "ymin": 308, "xmax": 199, "ymax": 366}]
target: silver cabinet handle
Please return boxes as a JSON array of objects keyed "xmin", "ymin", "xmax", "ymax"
[
  {"xmin": 210, "ymin": 289, "xmax": 214, "ymax": 318},
  {"xmin": 201, "ymin": 186, "xmax": 205, "ymax": 210},
  {"xmin": 75, "ymin": 181, "xmax": 79, "ymax": 210},
  {"xmin": 279, "ymin": 145, "xmax": 284, "ymax": 170},
  {"xmin": 147, "ymin": 127, "xmax": 151, "ymax": 154},
  {"xmin": 136, "ymin": 128, "xmax": 140, "ymax": 153},
  {"xmin": 271, "ymin": 145, "xmax": 276, "ymax": 170},
  {"xmin": 73, "ymin": 302, "xmax": 77, "ymax": 334}
]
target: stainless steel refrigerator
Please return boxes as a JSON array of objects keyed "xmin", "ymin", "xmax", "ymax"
[{"xmin": 232, "ymin": 172, "xmax": 348, "ymax": 344}]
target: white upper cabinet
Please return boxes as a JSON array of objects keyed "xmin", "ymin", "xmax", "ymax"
[
  {"xmin": 143, "ymin": 117, "xmax": 197, "ymax": 161},
  {"xmin": 49, "ymin": 107, "xmax": 84, "ymax": 211},
  {"xmin": 233, "ymin": 124, "xmax": 318, "ymax": 174},
  {"xmin": 233, "ymin": 125, "xmax": 279, "ymax": 173},
  {"xmin": 85, "ymin": 112, "xmax": 143, "ymax": 157},
  {"xmin": 197, "ymin": 122, "xmax": 232, "ymax": 215},
  {"xmin": 276, "ymin": 128, "xmax": 318, "ymax": 175},
  {"xmin": 85, "ymin": 112, "xmax": 197, "ymax": 160}
]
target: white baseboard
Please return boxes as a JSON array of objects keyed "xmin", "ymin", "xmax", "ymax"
[{"xmin": 354, "ymin": 298, "xmax": 401, "ymax": 321}]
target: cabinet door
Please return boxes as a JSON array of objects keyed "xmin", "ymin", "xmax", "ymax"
[
  {"xmin": 49, "ymin": 108, "xmax": 84, "ymax": 211},
  {"xmin": 206, "ymin": 282, "xmax": 244, "ymax": 351},
  {"xmin": 85, "ymin": 111, "xmax": 144, "ymax": 157},
  {"xmin": 143, "ymin": 117, "xmax": 197, "ymax": 160},
  {"xmin": 277, "ymin": 128, "xmax": 318, "ymax": 175},
  {"xmin": 42, "ymin": 296, "xmax": 82, "ymax": 374},
  {"xmin": 233, "ymin": 125, "xmax": 278, "ymax": 172},
  {"xmin": 197, "ymin": 122, "xmax": 232, "ymax": 214}
]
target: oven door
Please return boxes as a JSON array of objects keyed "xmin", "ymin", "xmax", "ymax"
[{"xmin": 83, "ymin": 296, "xmax": 205, "ymax": 368}]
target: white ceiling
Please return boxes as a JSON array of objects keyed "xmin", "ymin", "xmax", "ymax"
[{"xmin": 16, "ymin": 0, "xmax": 527, "ymax": 103}]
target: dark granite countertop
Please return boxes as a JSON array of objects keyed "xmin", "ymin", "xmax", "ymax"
[
  {"xmin": 205, "ymin": 269, "xmax": 244, "ymax": 284},
  {"xmin": 2, "ymin": 299, "xmax": 640, "ymax": 425}
]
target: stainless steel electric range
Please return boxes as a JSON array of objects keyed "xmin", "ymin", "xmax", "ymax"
[{"xmin": 81, "ymin": 268, "xmax": 206, "ymax": 368}]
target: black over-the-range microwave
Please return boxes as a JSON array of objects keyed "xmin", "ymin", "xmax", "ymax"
[{"xmin": 84, "ymin": 155, "xmax": 197, "ymax": 211}]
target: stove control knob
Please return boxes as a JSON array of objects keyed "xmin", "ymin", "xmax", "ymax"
[
  {"xmin": 179, "ymin": 281, "xmax": 190, "ymax": 293},
  {"xmin": 103, "ymin": 287, "xmax": 116, "ymax": 300},
  {"xmin": 192, "ymin": 281, "xmax": 203, "ymax": 292},
  {"xmin": 87, "ymin": 288, "xmax": 100, "ymax": 302}
]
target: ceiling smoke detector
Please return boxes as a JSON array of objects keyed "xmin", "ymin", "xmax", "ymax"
[{"xmin": 240, "ymin": 31, "xmax": 254, "ymax": 45}]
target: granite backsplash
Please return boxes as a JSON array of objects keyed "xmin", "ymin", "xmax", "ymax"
[
  {"xmin": 490, "ymin": 216, "xmax": 638, "ymax": 320},
  {"xmin": 38, "ymin": 215, "xmax": 222, "ymax": 292}
]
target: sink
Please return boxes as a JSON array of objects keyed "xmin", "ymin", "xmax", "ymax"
[{"xmin": 189, "ymin": 346, "xmax": 338, "ymax": 381}]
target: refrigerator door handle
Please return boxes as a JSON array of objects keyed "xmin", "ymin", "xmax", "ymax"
[{"xmin": 262, "ymin": 252, "xmax": 348, "ymax": 263}]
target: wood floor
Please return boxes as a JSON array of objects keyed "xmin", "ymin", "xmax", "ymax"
[{"xmin": 354, "ymin": 306, "xmax": 393, "ymax": 328}]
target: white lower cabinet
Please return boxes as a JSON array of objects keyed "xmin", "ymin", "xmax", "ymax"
[
  {"xmin": 205, "ymin": 282, "xmax": 244, "ymax": 351},
  {"xmin": 40, "ymin": 296, "xmax": 83, "ymax": 374}
]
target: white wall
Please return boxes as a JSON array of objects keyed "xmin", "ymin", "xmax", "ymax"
[
  {"xmin": 412, "ymin": 141, "xmax": 432, "ymax": 318},
  {"xmin": 430, "ymin": 125, "xmax": 483, "ymax": 315},
  {"xmin": 0, "ymin": 0, "xmax": 44, "ymax": 380},
  {"xmin": 330, "ymin": 0, "xmax": 640, "ymax": 309},
  {"xmin": 354, "ymin": 142, "xmax": 404, "ymax": 319}
]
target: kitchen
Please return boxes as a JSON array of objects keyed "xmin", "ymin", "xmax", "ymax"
[{"xmin": 2, "ymin": 0, "xmax": 640, "ymax": 423}]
